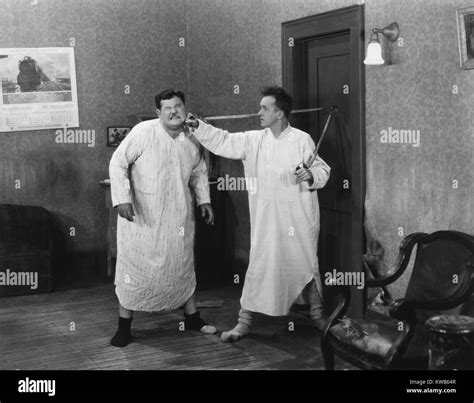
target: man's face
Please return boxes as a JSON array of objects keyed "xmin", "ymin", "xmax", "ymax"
[
  {"xmin": 258, "ymin": 96, "xmax": 283, "ymax": 128},
  {"xmin": 157, "ymin": 96, "xmax": 186, "ymax": 130}
]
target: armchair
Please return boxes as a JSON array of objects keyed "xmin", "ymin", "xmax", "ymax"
[
  {"xmin": 0, "ymin": 204, "xmax": 54, "ymax": 297},
  {"xmin": 320, "ymin": 230, "xmax": 474, "ymax": 370}
]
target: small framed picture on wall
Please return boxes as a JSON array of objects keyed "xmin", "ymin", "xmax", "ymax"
[
  {"xmin": 107, "ymin": 126, "xmax": 131, "ymax": 147},
  {"xmin": 457, "ymin": 6, "xmax": 474, "ymax": 69}
]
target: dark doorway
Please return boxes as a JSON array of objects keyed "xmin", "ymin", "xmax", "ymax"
[{"xmin": 282, "ymin": 5, "xmax": 365, "ymax": 318}]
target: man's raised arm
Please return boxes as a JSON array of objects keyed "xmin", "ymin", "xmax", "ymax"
[{"xmin": 186, "ymin": 117, "xmax": 250, "ymax": 161}]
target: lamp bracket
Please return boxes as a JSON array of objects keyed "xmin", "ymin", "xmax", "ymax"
[{"xmin": 373, "ymin": 22, "xmax": 399, "ymax": 42}]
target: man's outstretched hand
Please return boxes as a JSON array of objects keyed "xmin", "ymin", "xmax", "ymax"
[
  {"xmin": 184, "ymin": 113, "xmax": 199, "ymax": 129},
  {"xmin": 117, "ymin": 203, "xmax": 135, "ymax": 222},
  {"xmin": 199, "ymin": 203, "xmax": 214, "ymax": 225}
]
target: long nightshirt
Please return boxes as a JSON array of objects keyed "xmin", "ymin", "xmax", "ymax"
[
  {"xmin": 109, "ymin": 119, "xmax": 210, "ymax": 311},
  {"xmin": 192, "ymin": 121, "xmax": 330, "ymax": 316}
]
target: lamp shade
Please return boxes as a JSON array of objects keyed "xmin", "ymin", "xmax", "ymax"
[{"xmin": 364, "ymin": 41, "xmax": 384, "ymax": 65}]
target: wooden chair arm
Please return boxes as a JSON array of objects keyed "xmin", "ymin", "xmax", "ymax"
[{"xmin": 365, "ymin": 232, "xmax": 426, "ymax": 288}]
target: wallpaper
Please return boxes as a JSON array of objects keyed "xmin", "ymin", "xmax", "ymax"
[
  {"xmin": 0, "ymin": 0, "xmax": 472, "ymax": 293},
  {"xmin": 0, "ymin": 0, "xmax": 188, "ymax": 281},
  {"xmin": 365, "ymin": 0, "xmax": 474, "ymax": 297}
]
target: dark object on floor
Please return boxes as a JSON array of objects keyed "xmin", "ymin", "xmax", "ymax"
[
  {"xmin": 179, "ymin": 299, "xmax": 224, "ymax": 309},
  {"xmin": 196, "ymin": 299, "xmax": 224, "ymax": 308},
  {"xmin": 321, "ymin": 230, "xmax": 474, "ymax": 370},
  {"xmin": 0, "ymin": 204, "xmax": 54, "ymax": 297}
]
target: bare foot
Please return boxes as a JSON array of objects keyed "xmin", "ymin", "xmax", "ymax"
[{"xmin": 220, "ymin": 323, "xmax": 250, "ymax": 342}]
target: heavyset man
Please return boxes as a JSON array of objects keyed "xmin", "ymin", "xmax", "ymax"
[{"xmin": 109, "ymin": 89, "xmax": 216, "ymax": 347}]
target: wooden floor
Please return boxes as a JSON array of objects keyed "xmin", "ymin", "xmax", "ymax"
[{"xmin": 0, "ymin": 284, "xmax": 353, "ymax": 370}]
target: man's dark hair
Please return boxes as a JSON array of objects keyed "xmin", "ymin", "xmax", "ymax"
[
  {"xmin": 260, "ymin": 86, "xmax": 292, "ymax": 118},
  {"xmin": 155, "ymin": 89, "xmax": 185, "ymax": 110}
]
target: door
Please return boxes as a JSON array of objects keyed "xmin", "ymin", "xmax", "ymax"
[
  {"xmin": 283, "ymin": 5, "xmax": 365, "ymax": 318},
  {"xmin": 308, "ymin": 33, "xmax": 353, "ymax": 317}
]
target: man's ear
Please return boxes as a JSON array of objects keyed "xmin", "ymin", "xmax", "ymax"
[{"xmin": 156, "ymin": 108, "xmax": 161, "ymax": 118}]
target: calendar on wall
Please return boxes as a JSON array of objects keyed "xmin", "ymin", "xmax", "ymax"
[{"xmin": 0, "ymin": 47, "xmax": 79, "ymax": 132}]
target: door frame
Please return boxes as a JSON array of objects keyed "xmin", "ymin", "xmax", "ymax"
[{"xmin": 282, "ymin": 5, "xmax": 365, "ymax": 317}]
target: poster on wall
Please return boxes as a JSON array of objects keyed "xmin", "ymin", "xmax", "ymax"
[
  {"xmin": 457, "ymin": 6, "xmax": 474, "ymax": 69},
  {"xmin": 0, "ymin": 47, "xmax": 79, "ymax": 132}
]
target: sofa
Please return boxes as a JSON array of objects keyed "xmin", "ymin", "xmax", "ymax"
[{"xmin": 0, "ymin": 204, "xmax": 54, "ymax": 297}]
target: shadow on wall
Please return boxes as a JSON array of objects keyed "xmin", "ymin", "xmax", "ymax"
[
  {"xmin": 195, "ymin": 157, "xmax": 248, "ymax": 288},
  {"xmin": 2, "ymin": 151, "xmax": 82, "ymax": 200},
  {"xmin": 220, "ymin": 158, "xmax": 250, "ymax": 284},
  {"xmin": 195, "ymin": 181, "xmax": 240, "ymax": 288}
]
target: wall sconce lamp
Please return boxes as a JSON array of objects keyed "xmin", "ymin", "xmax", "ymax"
[{"xmin": 364, "ymin": 22, "xmax": 399, "ymax": 65}]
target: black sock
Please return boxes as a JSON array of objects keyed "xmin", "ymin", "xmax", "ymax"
[
  {"xmin": 111, "ymin": 317, "xmax": 132, "ymax": 347},
  {"xmin": 184, "ymin": 311, "xmax": 208, "ymax": 331}
]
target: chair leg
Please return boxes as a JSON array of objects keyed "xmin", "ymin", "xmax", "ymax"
[{"xmin": 322, "ymin": 344, "xmax": 335, "ymax": 370}]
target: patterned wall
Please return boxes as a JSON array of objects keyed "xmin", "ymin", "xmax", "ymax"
[
  {"xmin": 365, "ymin": 0, "xmax": 474, "ymax": 297},
  {"xmin": 187, "ymin": 0, "xmax": 474, "ymax": 296},
  {"xmin": 186, "ymin": 0, "xmax": 357, "ymax": 275},
  {"xmin": 1, "ymin": 0, "xmax": 472, "ymax": 293},
  {"xmin": 0, "ymin": 0, "xmax": 188, "ymax": 282}
]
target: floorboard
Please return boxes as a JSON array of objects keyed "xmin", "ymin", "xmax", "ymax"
[{"xmin": 0, "ymin": 284, "xmax": 354, "ymax": 370}]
